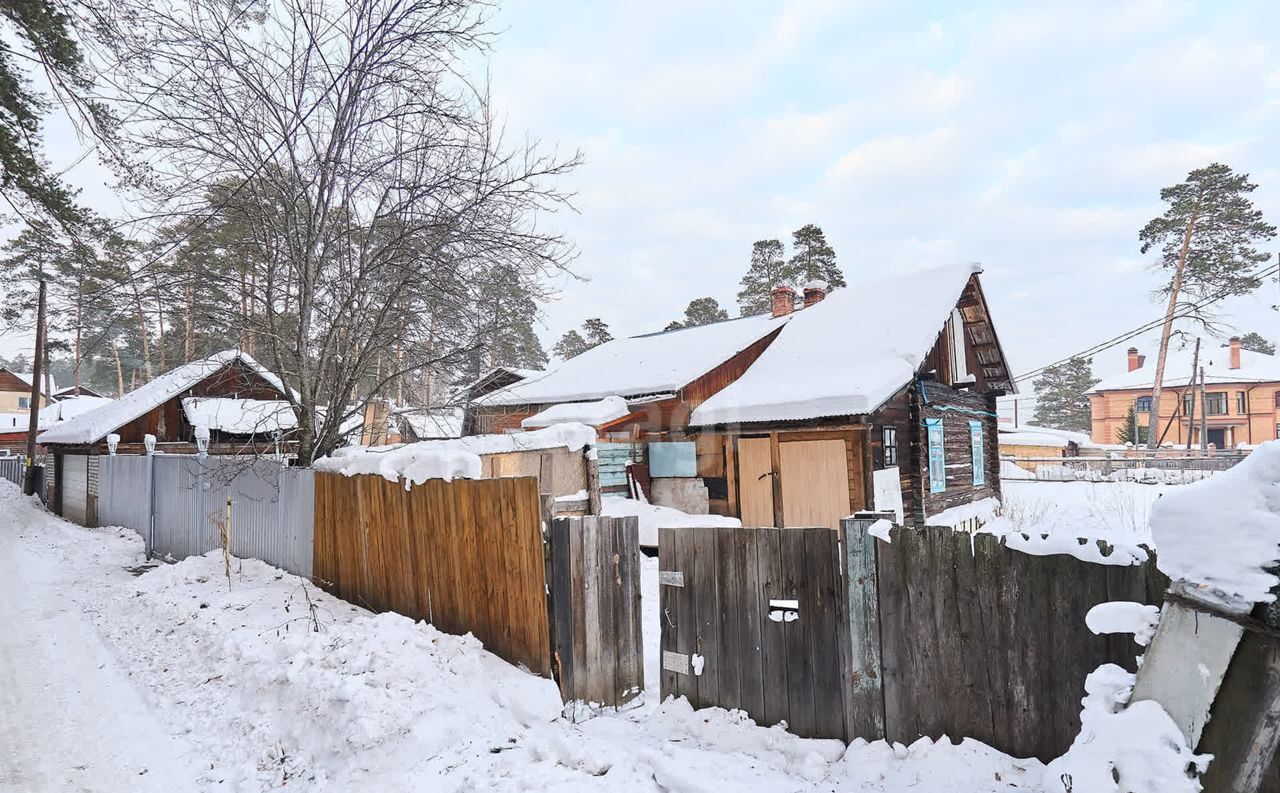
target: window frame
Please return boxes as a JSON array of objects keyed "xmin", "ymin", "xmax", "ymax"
[
  {"xmin": 1237, "ymin": 391, "xmax": 1247, "ymax": 415},
  {"xmin": 1204, "ymin": 391, "xmax": 1228, "ymax": 416},
  {"xmin": 16, "ymin": 396, "xmax": 29, "ymax": 409},
  {"xmin": 1135, "ymin": 396, "xmax": 1152, "ymax": 413},
  {"xmin": 882, "ymin": 425, "xmax": 898, "ymax": 467}
]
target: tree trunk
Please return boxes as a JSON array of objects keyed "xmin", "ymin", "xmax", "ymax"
[
  {"xmin": 185, "ymin": 280, "xmax": 195, "ymax": 362},
  {"xmin": 1185, "ymin": 338, "xmax": 1200, "ymax": 450},
  {"xmin": 74, "ymin": 293, "xmax": 82, "ymax": 395},
  {"xmin": 112, "ymin": 343, "xmax": 125, "ymax": 396},
  {"xmin": 1147, "ymin": 210, "xmax": 1199, "ymax": 449}
]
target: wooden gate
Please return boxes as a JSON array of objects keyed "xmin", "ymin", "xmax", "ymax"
[
  {"xmin": 658, "ymin": 525, "xmax": 851, "ymax": 740},
  {"xmin": 313, "ymin": 472, "xmax": 551, "ymax": 677},
  {"xmin": 736, "ymin": 437, "xmax": 775, "ymax": 527},
  {"xmin": 780, "ymin": 438, "xmax": 850, "ymax": 529}
]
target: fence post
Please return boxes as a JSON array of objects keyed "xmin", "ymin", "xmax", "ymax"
[{"xmin": 842, "ymin": 512, "xmax": 893, "ymax": 741}]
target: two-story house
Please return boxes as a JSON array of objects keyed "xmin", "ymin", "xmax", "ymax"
[{"xmin": 1090, "ymin": 337, "xmax": 1280, "ymax": 448}]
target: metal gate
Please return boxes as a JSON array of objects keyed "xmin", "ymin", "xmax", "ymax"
[{"xmin": 61, "ymin": 454, "xmax": 89, "ymax": 525}]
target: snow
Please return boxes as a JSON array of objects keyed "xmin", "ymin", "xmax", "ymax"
[
  {"xmin": 998, "ymin": 424, "xmax": 1093, "ymax": 448},
  {"xmin": 315, "ymin": 423, "xmax": 598, "ymax": 487},
  {"xmin": 2, "ymin": 479, "xmax": 1057, "ymax": 792},
  {"xmin": 868, "ymin": 519, "xmax": 894, "ymax": 542},
  {"xmin": 395, "ymin": 406, "xmax": 464, "ymax": 439},
  {"xmin": 1092, "ymin": 345, "xmax": 1280, "ymax": 391},
  {"xmin": 1043, "ymin": 665, "xmax": 1207, "ymax": 792},
  {"xmin": 477, "ymin": 313, "xmax": 786, "ymax": 406},
  {"xmin": 182, "ymin": 397, "xmax": 296, "ymax": 434},
  {"xmin": 1086, "ymin": 602, "xmax": 1161, "ymax": 646},
  {"xmin": 522, "ymin": 395, "xmax": 630, "ymax": 429},
  {"xmin": 691, "ymin": 264, "xmax": 982, "ymax": 425},
  {"xmin": 38, "ymin": 394, "xmax": 114, "ymax": 428},
  {"xmin": 601, "ymin": 496, "xmax": 742, "ymax": 547},
  {"xmin": 925, "ymin": 496, "xmax": 1000, "ymax": 528},
  {"xmin": 872, "ymin": 466, "xmax": 904, "ymax": 523},
  {"xmin": 37, "ymin": 350, "xmax": 292, "ymax": 445},
  {"xmin": 8, "ymin": 370, "xmax": 57, "ymax": 392},
  {"xmin": 1150, "ymin": 439, "xmax": 1280, "ymax": 613}
]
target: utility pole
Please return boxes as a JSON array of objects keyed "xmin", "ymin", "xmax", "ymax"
[
  {"xmin": 1200, "ymin": 365, "xmax": 1209, "ymax": 453},
  {"xmin": 23, "ymin": 280, "xmax": 46, "ymax": 496},
  {"xmin": 1186, "ymin": 338, "xmax": 1200, "ymax": 451}
]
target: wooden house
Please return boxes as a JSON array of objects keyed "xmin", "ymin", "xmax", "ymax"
[
  {"xmin": 475, "ymin": 264, "xmax": 1014, "ymax": 529},
  {"xmin": 36, "ymin": 350, "xmax": 293, "ymax": 524}
]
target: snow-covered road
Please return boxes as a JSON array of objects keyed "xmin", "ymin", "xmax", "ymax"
[
  {"xmin": 0, "ymin": 481, "xmax": 1051, "ymax": 792},
  {"xmin": 0, "ymin": 494, "xmax": 197, "ymax": 792}
]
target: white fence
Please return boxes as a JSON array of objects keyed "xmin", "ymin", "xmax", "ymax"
[{"xmin": 98, "ymin": 455, "xmax": 314, "ymax": 578}]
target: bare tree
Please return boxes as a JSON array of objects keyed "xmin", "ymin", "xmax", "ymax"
[{"xmin": 118, "ymin": 0, "xmax": 578, "ymax": 462}]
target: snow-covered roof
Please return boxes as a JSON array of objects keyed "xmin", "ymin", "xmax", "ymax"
[
  {"xmin": 691, "ymin": 264, "xmax": 983, "ymax": 425},
  {"xmin": 397, "ymin": 407, "xmax": 465, "ymax": 439},
  {"xmin": 40, "ymin": 395, "xmax": 114, "ymax": 429},
  {"xmin": 477, "ymin": 314, "xmax": 787, "ymax": 407},
  {"xmin": 37, "ymin": 350, "xmax": 290, "ymax": 445},
  {"xmin": 998, "ymin": 424, "xmax": 1093, "ymax": 448},
  {"xmin": 521, "ymin": 396, "xmax": 630, "ymax": 429},
  {"xmin": 3, "ymin": 370, "xmax": 56, "ymax": 394},
  {"xmin": 181, "ymin": 398, "xmax": 296, "ymax": 435},
  {"xmin": 1093, "ymin": 347, "xmax": 1280, "ymax": 392}
]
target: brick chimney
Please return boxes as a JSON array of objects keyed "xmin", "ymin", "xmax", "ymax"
[
  {"xmin": 802, "ymin": 280, "xmax": 828, "ymax": 308},
  {"xmin": 1229, "ymin": 336, "xmax": 1242, "ymax": 370},
  {"xmin": 771, "ymin": 285, "xmax": 797, "ymax": 317},
  {"xmin": 1127, "ymin": 347, "xmax": 1143, "ymax": 372}
]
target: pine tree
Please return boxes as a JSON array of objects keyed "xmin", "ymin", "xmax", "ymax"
[
  {"xmin": 736, "ymin": 239, "xmax": 788, "ymax": 315},
  {"xmin": 553, "ymin": 329, "xmax": 589, "ymax": 360},
  {"xmin": 667, "ymin": 296, "xmax": 729, "ymax": 330},
  {"xmin": 1030, "ymin": 356, "xmax": 1099, "ymax": 433},
  {"xmin": 1139, "ymin": 163, "xmax": 1277, "ymax": 448},
  {"xmin": 788, "ymin": 224, "xmax": 844, "ymax": 287},
  {"xmin": 1114, "ymin": 404, "xmax": 1150, "ymax": 445},
  {"xmin": 1240, "ymin": 331, "xmax": 1275, "ymax": 355},
  {"xmin": 583, "ymin": 318, "xmax": 613, "ymax": 347}
]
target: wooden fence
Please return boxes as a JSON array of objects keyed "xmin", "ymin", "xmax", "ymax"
[
  {"xmin": 658, "ymin": 525, "xmax": 851, "ymax": 739},
  {"xmin": 845, "ymin": 516, "xmax": 1169, "ymax": 761},
  {"xmin": 313, "ymin": 472, "xmax": 552, "ymax": 677},
  {"xmin": 549, "ymin": 516, "xmax": 644, "ymax": 707}
]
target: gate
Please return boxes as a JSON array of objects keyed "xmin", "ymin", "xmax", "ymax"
[{"xmin": 658, "ymin": 525, "xmax": 851, "ymax": 739}]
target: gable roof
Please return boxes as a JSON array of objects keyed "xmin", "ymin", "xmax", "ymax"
[
  {"xmin": 37, "ymin": 350, "xmax": 289, "ymax": 445},
  {"xmin": 476, "ymin": 313, "xmax": 788, "ymax": 407},
  {"xmin": 0, "ymin": 368, "xmax": 56, "ymax": 394},
  {"xmin": 691, "ymin": 264, "xmax": 990, "ymax": 425},
  {"xmin": 1092, "ymin": 347, "xmax": 1280, "ymax": 392}
]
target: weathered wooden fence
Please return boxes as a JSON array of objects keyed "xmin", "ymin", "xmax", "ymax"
[
  {"xmin": 549, "ymin": 515, "xmax": 644, "ymax": 707},
  {"xmin": 658, "ymin": 525, "xmax": 851, "ymax": 739},
  {"xmin": 845, "ymin": 517, "xmax": 1168, "ymax": 761},
  {"xmin": 313, "ymin": 472, "xmax": 552, "ymax": 678}
]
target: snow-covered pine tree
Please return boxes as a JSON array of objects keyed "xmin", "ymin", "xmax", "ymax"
[
  {"xmin": 788, "ymin": 224, "xmax": 844, "ymax": 288},
  {"xmin": 1030, "ymin": 356, "xmax": 1099, "ymax": 433},
  {"xmin": 736, "ymin": 239, "xmax": 788, "ymax": 315},
  {"xmin": 583, "ymin": 318, "xmax": 613, "ymax": 347},
  {"xmin": 1240, "ymin": 331, "xmax": 1275, "ymax": 355},
  {"xmin": 553, "ymin": 329, "xmax": 589, "ymax": 360}
]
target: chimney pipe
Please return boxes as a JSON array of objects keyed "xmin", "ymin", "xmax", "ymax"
[
  {"xmin": 1127, "ymin": 347, "xmax": 1142, "ymax": 372},
  {"xmin": 802, "ymin": 280, "xmax": 828, "ymax": 308},
  {"xmin": 1229, "ymin": 336, "xmax": 1241, "ymax": 370},
  {"xmin": 771, "ymin": 285, "xmax": 797, "ymax": 318}
]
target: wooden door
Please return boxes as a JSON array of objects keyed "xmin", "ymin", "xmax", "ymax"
[
  {"xmin": 780, "ymin": 439, "xmax": 850, "ymax": 529},
  {"xmin": 737, "ymin": 437, "xmax": 775, "ymax": 527}
]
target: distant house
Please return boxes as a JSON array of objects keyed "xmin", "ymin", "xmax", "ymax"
[
  {"xmin": 0, "ymin": 367, "xmax": 55, "ymax": 418},
  {"xmin": 998, "ymin": 424, "xmax": 1099, "ymax": 475},
  {"xmin": 54, "ymin": 384, "xmax": 106, "ymax": 399},
  {"xmin": 476, "ymin": 264, "xmax": 1015, "ymax": 529},
  {"xmin": 462, "ymin": 366, "xmax": 544, "ymax": 434},
  {"xmin": 1090, "ymin": 338, "xmax": 1280, "ymax": 448},
  {"xmin": 37, "ymin": 350, "xmax": 293, "ymax": 524}
]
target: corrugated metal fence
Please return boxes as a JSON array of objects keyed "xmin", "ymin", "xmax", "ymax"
[
  {"xmin": 98, "ymin": 455, "xmax": 313, "ymax": 579},
  {"xmin": 0, "ymin": 457, "xmax": 23, "ymax": 488}
]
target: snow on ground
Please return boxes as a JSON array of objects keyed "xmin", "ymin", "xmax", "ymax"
[
  {"xmin": 602, "ymin": 496, "xmax": 742, "ymax": 547},
  {"xmin": 992, "ymin": 480, "xmax": 1172, "ymax": 545},
  {"xmin": 0, "ymin": 480, "xmax": 1055, "ymax": 792}
]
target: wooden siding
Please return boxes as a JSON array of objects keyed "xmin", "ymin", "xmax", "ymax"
[{"xmin": 915, "ymin": 381, "xmax": 1001, "ymax": 520}]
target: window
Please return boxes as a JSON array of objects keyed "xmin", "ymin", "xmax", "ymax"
[
  {"xmin": 882, "ymin": 425, "xmax": 898, "ymax": 467},
  {"xmin": 1135, "ymin": 396, "xmax": 1152, "ymax": 412},
  {"xmin": 946, "ymin": 308, "xmax": 972, "ymax": 384},
  {"xmin": 17, "ymin": 396, "xmax": 29, "ymax": 409},
  {"xmin": 1183, "ymin": 393, "xmax": 1194, "ymax": 415},
  {"xmin": 926, "ymin": 418, "xmax": 946, "ymax": 493},
  {"xmin": 1204, "ymin": 392, "xmax": 1228, "ymax": 416},
  {"xmin": 1238, "ymin": 391, "xmax": 1247, "ymax": 415}
]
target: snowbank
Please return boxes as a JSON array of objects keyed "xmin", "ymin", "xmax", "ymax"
[
  {"xmin": 1043, "ymin": 664, "xmax": 1208, "ymax": 792},
  {"xmin": 601, "ymin": 496, "xmax": 741, "ymax": 547},
  {"xmin": 522, "ymin": 396, "xmax": 629, "ymax": 429},
  {"xmin": 315, "ymin": 423, "xmax": 597, "ymax": 487},
  {"xmin": 925, "ymin": 496, "xmax": 1000, "ymax": 528},
  {"xmin": 1151, "ymin": 440, "xmax": 1280, "ymax": 613}
]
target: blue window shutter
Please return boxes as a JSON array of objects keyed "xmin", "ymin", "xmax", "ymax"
[
  {"xmin": 648, "ymin": 442, "xmax": 697, "ymax": 478},
  {"xmin": 926, "ymin": 418, "xmax": 946, "ymax": 493},
  {"xmin": 969, "ymin": 420, "xmax": 985, "ymax": 487}
]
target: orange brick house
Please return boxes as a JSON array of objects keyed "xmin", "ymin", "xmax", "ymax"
[{"xmin": 1090, "ymin": 336, "xmax": 1280, "ymax": 448}]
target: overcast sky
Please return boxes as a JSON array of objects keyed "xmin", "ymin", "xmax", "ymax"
[{"xmin": 7, "ymin": 0, "xmax": 1280, "ymax": 388}]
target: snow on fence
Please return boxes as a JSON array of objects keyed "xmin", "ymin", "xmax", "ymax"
[
  {"xmin": 843, "ymin": 515, "xmax": 1168, "ymax": 762},
  {"xmin": 0, "ymin": 457, "xmax": 23, "ymax": 488},
  {"xmin": 549, "ymin": 516, "xmax": 644, "ymax": 708},
  {"xmin": 1004, "ymin": 453, "xmax": 1244, "ymax": 484},
  {"xmin": 98, "ymin": 455, "xmax": 315, "ymax": 578}
]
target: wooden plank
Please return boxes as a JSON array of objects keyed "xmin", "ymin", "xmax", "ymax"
[
  {"xmin": 658, "ymin": 526, "xmax": 682, "ymax": 701},
  {"xmin": 780, "ymin": 527, "xmax": 816, "ymax": 737},
  {"xmin": 549, "ymin": 518, "xmax": 575, "ymax": 697},
  {"xmin": 593, "ymin": 515, "xmax": 619, "ymax": 704},
  {"xmin": 714, "ymin": 525, "xmax": 742, "ymax": 712},
  {"xmin": 757, "ymin": 528, "xmax": 789, "ymax": 727},
  {"xmin": 614, "ymin": 516, "xmax": 643, "ymax": 705},
  {"xmin": 692, "ymin": 526, "xmax": 721, "ymax": 709},
  {"xmin": 876, "ymin": 523, "xmax": 912, "ymax": 743},
  {"xmin": 949, "ymin": 529, "xmax": 996, "ymax": 748},
  {"xmin": 738, "ymin": 527, "xmax": 766, "ymax": 723},
  {"xmin": 573, "ymin": 514, "xmax": 592, "ymax": 699},
  {"xmin": 808, "ymin": 527, "xmax": 844, "ymax": 740},
  {"xmin": 842, "ymin": 518, "xmax": 885, "ymax": 740},
  {"xmin": 1199, "ymin": 630, "xmax": 1280, "ymax": 793},
  {"xmin": 1004, "ymin": 535, "xmax": 1041, "ymax": 759}
]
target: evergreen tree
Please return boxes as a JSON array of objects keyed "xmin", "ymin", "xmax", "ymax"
[
  {"xmin": 1139, "ymin": 163, "xmax": 1277, "ymax": 447},
  {"xmin": 788, "ymin": 224, "xmax": 844, "ymax": 287},
  {"xmin": 553, "ymin": 329, "xmax": 589, "ymax": 360},
  {"xmin": 667, "ymin": 296, "xmax": 729, "ymax": 330},
  {"xmin": 1114, "ymin": 404, "xmax": 1150, "ymax": 446},
  {"xmin": 583, "ymin": 318, "xmax": 613, "ymax": 347},
  {"xmin": 736, "ymin": 239, "xmax": 788, "ymax": 315},
  {"xmin": 1240, "ymin": 331, "xmax": 1275, "ymax": 355},
  {"xmin": 1030, "ymin": 356, "xmax": 1099, "ymax": 433}
]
